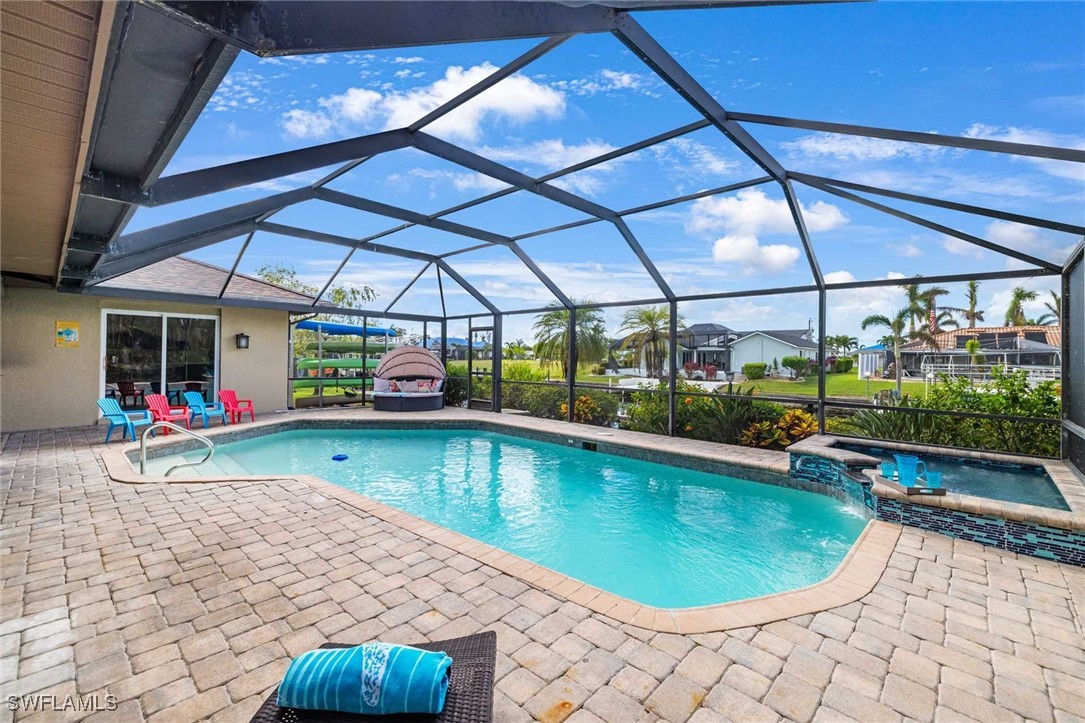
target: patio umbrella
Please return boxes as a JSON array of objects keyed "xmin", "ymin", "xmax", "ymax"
[{"xmin": 375, "ymin": 346, "xmax": 445, "ymax": 380}]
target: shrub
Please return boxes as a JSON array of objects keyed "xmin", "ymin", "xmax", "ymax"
[
  {"xmin": 831, "ymin": 358, "xmax": 854, "ymax": 374},
  {"xmin": 444, "ymin": 362, "xmax": 469, "ymax": 407},
  {"xmin": 781, "ymin": 356, "xmax": 812, "ymax": 379},
  {"xmin": 560, "ymin": 394, "xmax": 615, "ymax": 426},
  {"xmin": 740, "ymin": 409, "xmax": 818, "ymax": 450},
  {"xmin": 683, "ymin": 361, "xmax": 700, "ymax": 379},
  {"xmin": 840, "ymin": 367, "xmax": 1060, "ymax": 456},
  {"xmin": 742, "ymin": 362, "xmax": 767, "ymax": 380},
  {"xmin": 704, "ymin": 365, "xmax": 718, "ymax": 380}
]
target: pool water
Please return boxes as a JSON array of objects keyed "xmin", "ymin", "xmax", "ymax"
[
  {"xmin": 838, "ymin": 444, "xmax": 1068, "ymax": 511},
  {"xmin": 147, "ymin": 429, "xmax": 869, "ymax": 607}
]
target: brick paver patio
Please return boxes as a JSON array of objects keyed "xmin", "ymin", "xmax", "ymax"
[{"xmin": 2, "ymin": 425, "xmax": 1083, "ymax": 722}]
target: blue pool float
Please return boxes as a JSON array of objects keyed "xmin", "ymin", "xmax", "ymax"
[{"xmin": 332, "ymin": 454, "xmax": 349, "ymax": 461}]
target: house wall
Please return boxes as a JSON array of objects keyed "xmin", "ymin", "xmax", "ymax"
[
  {"xmin": 0, "ymin": 286, "xmax": 289, "ymax": 432},
  {"xmin": 731, "ymin": 336, "xmax": 810, "ymax": 373}
]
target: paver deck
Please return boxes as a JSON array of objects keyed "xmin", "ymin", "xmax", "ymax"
[{"xmin": 2, "ymin": 416, "xmax": 1084, "ymax": 723}]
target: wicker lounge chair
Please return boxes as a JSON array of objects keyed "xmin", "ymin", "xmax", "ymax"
[
  {"xmin": 249, "ymin": 632, "xmax": 495, "ymax": 723},
  {"xmin": 371, "ymin": 346, "xmax": 446, "ymax": 412}
]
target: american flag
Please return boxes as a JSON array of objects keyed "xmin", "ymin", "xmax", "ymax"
[{"xmin": 929, "ymin": 305, "xmax": 937, "ymax": 334}]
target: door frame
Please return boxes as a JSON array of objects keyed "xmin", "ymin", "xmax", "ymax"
[{"xmin": 100, "ymin": 309, "xmax": 221, "ymax": 411}]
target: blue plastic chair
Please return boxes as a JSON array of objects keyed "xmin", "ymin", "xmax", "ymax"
[
  {"xmin": 97, "ymin": 398, "xmax": 155, "ymax": 442},
  {"xmin": 184, "ymin": 391, "xmax": 229, "ymax": 429},
  {"xmin": 893, "ymin": 454, "xmax": 927, "ymax": 486}
]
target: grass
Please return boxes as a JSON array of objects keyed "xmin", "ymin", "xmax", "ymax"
[{"xmin": 739, "ymin": 373, "xmax": 927, "ymax": 399}]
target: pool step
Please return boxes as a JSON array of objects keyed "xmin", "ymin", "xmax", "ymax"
[{"xmin": 209, "ymin": 454, "xmax": 250, "ymax": 476}]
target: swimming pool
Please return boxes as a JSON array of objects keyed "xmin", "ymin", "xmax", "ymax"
[
  {"xmin": 837, "ymin": 444, "xmax": 1069, "ymax": 511},
  {"xmin": 146, "ymin": 428, "xmax": 869, "ymax": 607}
]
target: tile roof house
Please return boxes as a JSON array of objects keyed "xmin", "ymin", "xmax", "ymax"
[{"xmin": 896, "ymin": 325, "xmax": 1062, "ymax": 377}]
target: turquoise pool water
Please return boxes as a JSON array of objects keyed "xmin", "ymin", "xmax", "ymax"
[
  {"xmin": 837, "ymin": 444, "xmax": 1069, "ymax": 511},
  {"xmin": 147, "ymin": 429, "xmax": 869, "ymax": 607}
]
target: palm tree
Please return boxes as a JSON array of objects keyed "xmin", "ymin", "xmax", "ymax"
[
  {"xmin": 862, "ymin": 308, "xmax": 910, "ymax": 395},
  {"xmin": 618, "ymin": 306, "xmax": 683, "ymax": 379},
  {"xmin": 842, "ymin": 335, "xmax": 859, "ymax": 354},
  {"xmin": 1004, "ymin": 287, "xmax": 1038, "ymax": 326},
  {"xmin": 901, "ymin": 281, "xmax": 950, "ymax": 336},
  {"xmin": 962, "ymin": 280, "xmax": 985, "ymax": 328},
  {"xmin": 532, "ymin": 302, "xmax": 609, "ymax": 378},
  {"xmin": 1036, "ymin": 290, "xmax": 1061, "ymax": 326}
]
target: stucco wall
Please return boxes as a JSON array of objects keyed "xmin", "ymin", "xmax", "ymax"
[
  {"xmin": 0, "ymin": 286, "xmax": 288, "ymax": 432},
  {"xmin": 731, "ymin": 335, "xmax": 812, "ymax": 372}
]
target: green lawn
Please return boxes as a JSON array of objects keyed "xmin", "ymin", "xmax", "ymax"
[{"xmin": 739, "ymin": 373, "xmax": 927, "ymax": 399}]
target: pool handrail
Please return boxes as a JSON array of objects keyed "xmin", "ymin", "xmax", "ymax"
[{"xmin": 139, "ymin": 422, "xmax": 214, "ymax": 476}]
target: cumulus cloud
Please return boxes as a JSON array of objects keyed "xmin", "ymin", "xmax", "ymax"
[
  {"xmin": 942, "ymin": 235, "xmax": 986, "ymax": 259},
  {"xmin": 400, "ymin": 168, "xmax": 510, "ymax": 194},
  {"xmin": 983, "ymin": 220, "xmax": 1075, "ymax": 266},
  {"xmin": 711, "ymin": 234, "xmax": 801, "ymax": 274},
  {"xmin": 688, "ymin": 188, "xmax": 848, "ymax": 236},
  {"xmin": 281, "ymin": 63, "xmax": 565, "ymax": 141},
  {"xmin": 687, "ymin": 188, "xmax": 847, "ymax": 276}
]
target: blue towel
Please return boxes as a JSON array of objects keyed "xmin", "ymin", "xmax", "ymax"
[{"xmin": 277, "ymin": 642, "xmax": 452, "ymax": 715}]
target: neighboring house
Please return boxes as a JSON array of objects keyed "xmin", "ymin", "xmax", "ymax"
[
  {"xmin": 1, "ymin": 256, "xmax": 320, "ymax": 431},
  {"xmin": 677, "ymin": 323, "xmax": 737, "ymax": 368},
  {"xmin": 730, "ymin": 330, "xmax": 818, "ymax": 373},
  {"xmin": 897, "ymin": 326, "xmax": 1062, "ymax": 377},
  {"xmin": 426, "ymin": 337, "xmax": 488, "ymax": 361}
]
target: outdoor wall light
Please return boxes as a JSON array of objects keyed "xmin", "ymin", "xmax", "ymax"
[{"xmin": 235, "ymin": 332, "xmax": 250, "ymax": 350}]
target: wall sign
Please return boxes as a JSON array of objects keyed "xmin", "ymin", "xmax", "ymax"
[{"xmin": 56, "ymin": 321, "xmax": 80, "ymax": 347}]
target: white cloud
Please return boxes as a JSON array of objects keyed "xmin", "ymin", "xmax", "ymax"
[
  {"xmin": 478, "ymin": 138, "xmax": 619, "ymax": 195},
  {"xmin": 688, "ymin": 187, "xmax": 848, "ymax": 236},
  {"xmin": 888, "ymin": 242, "xmax": 922, "ymax": 258},
  {"xmin": 281, "ymin": 62, "xmax": 566, "ymax": 141},
  {"xmin": 403, "ymin": 168, "xmax": 510, "ymax": 194},
  {"xmin": 651, "ymin": 138, "xmax": 738, "ymax": 177},
  {"xmin": 393, "ymin": 56, "xmax": 424, "ymax": 65},
  {"xmin": 781, "ymin": 133, "xmax": 945, "ymax": 161},
  {"xmin": 281, "ymin": 109, "xmax": 335, "ymax": 138},
  {"xmin": 687, "ymin": 188, "xmax": 846, "ymax": 276},
  {"xmin": 550, "ymin": 69, "xmax": 658, "ymax": 97},
  {"xmin": 963, "ymin": 123, "xmax": 1085, "ymax": 182},
  {"xmin": 711, "ymin": 234, "xmax": 801, "ymax": 274},
  {"xmin": 942, "ymin": 235, "xmax": 986, "ymax": 259},
  {"xmin": 983, "ymin": 220, "xmax": 1074, "ymax": 266}
]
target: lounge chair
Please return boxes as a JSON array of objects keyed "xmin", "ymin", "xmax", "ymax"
[
  {"xmin": 184, "ymin": 391, "xmax": 229, "ymax": 428},
  {"xmin": 145, "ymin": 394, "xmax": 190, "ymax": 433},
  {"xmin": 219, "ymin": 389, "xmax": 255, "ymax": 423},
  {"xmin": 249, "ymin": 631, "xmax": 496, "ymax": 723},
  {"xmin": 97, "ymin": 398, "xmax": 155, "ymax": 442},
  {"xmin": 116, "ymin": 380, "xmax": 144, "ymax": 407}
]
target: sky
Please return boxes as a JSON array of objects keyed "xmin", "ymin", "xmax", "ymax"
[{"xmin": 128, "ymin": 1, "xmax": 1085, "ymax": 345}]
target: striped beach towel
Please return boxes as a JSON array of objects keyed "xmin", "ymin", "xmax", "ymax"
[{"xmin": 276, "ymin": 642, "xmax": 452, "ymax": 715}]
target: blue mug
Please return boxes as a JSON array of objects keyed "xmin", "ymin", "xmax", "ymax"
[{"xmin": 880, "ymin": 462, "xmax": 896, "ymax": 479}]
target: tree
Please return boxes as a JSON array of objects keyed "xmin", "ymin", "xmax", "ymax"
[
  {"xmin": 618, "ymin": 305, "xmax": 683, "ymax": 379},
  {"xmin": 1036, "ymin": 290, "xmax": 1061, "ymax": 326},
  {"xmin": 862, "ymin": 308, "xmax": 910, "ymax": 395},
  {"xmin": 532, "ymin": 302, "xmax": 609, "ymax": 378},
  {"xmin": 965, "ymin": 338, "xmax": 982, "ymax": 369},
  {"xmin": 258, "ymin": 263, "xmax": 378, "ymax": 361},
  {"xmin": 901, "ymin": 281, "xmax": 950, "ymax": 336},
  {"xmin": 961, "ymin": 280, "xmax": 985, "ymax": 328},
  {"xmin": 1004, "ymin": 286, "xmax": 1038, "ymax": 326},
  {"xmin": 257, "ymin": 263, "xmax": 376, "ymax": 322}
]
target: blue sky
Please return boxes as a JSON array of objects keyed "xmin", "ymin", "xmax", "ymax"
[{"xmin": 129, "ymin": 2, "xmax": 1084, "ymax": 343}]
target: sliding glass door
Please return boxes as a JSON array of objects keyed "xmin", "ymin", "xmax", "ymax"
[{"xmin": 102, "ymin": 311, "xmax": 219, "ymax": 410}]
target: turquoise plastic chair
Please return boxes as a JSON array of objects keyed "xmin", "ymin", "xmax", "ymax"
[
  {"xmin": 893, "ymin": 454, "xmax": 927, "ymax": 486},
  {"xmin": 184, "ymin": 391, "xmax": 229, "ymax": 429},
  {"xmin": 97, "ymin": 398, "xmax": 155, "ymax": 443}
]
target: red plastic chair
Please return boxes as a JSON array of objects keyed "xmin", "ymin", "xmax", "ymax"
[
  {"xmin": 117, "ymin": 380, "xmax": 144, "ymax": 407},
  {"xmin": 145, "ymin": 394, "xmax": 189, "ymax": 433},
  {"xmin": 218, "ymin": 389, "xmax": 255, "ymax": 423}
]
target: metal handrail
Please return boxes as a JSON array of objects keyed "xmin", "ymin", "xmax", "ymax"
[{"xmin": 140, "ymin": 422, "xmax": 215, "ymax": 476}]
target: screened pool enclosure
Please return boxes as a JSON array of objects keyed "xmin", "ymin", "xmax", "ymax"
[{"xmin": 61, "ymin": 2, "xmax": 1084, "ymax": 474}]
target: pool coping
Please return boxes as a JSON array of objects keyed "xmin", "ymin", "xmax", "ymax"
[
  {"xmin": 97, "ymin": 408, "xmax": 899, "ymax": 633},
  {"xmin": 790, "ymin": 434, "xmax": 1085, "ymax": 530}
]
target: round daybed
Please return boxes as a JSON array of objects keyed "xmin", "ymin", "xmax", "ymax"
[{"xmin": 371, "ymin": 346, "xmax": 446, "ymax": 412}]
